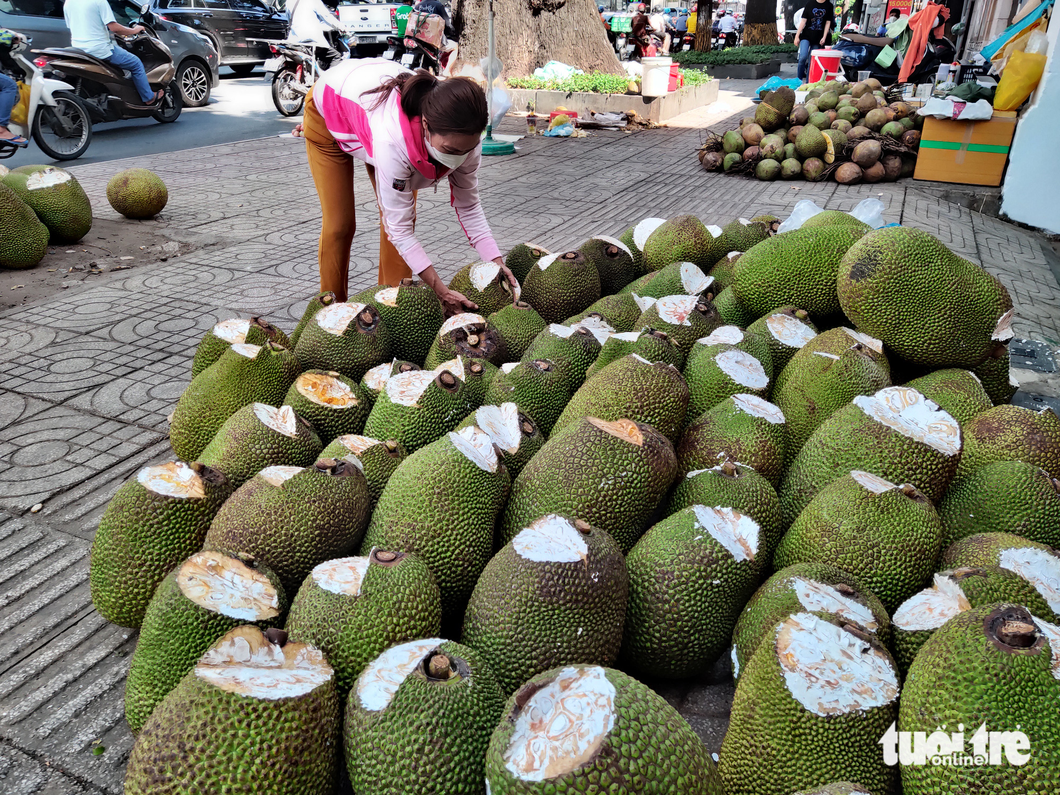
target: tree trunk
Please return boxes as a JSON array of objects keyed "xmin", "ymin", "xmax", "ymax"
[
  {"xmin": 452, "ymin": 0, "xmax": 624, "ymax": 78},
  {"xmin": 694, "ymin": 2, "xmax": 713, "ymax": 50},
  {"xmin": 783, "ymin": 0, "xmax": 800, "ymax": 42},
  {"xmin": 743, "ymin": 0, "xmax": 779, "ymax": 44}
]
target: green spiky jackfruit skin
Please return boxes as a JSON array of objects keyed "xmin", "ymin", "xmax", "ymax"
[
  {"xmin": 732, "ymin": 225, "xmax": 868, "ymax": 317},
  {"xmin": 892, "ymin": 566, "xmax": 1056, "ymax": 675},
  {"xmin": 747, "ymin": 306, "xmax": 819, "ymax": 372},
  {"xmin": 938, "ymin": 460, "xmax": 1060, "ymax": 548},
  {"xmin": 720, "ymin": 613, "xmax": 900, "ymax": 795},
  {"xmin": 973, "ymin": 345, "xmax": 1018, "ymax": 405},
  {"xmin": 683, "ymin": 342, "xmax": 771, "ymax": 422},
  {"xmin": 448, "ymin": 263, "xmax": 519, "ymax": 317},
  {"xmin": 721, "ymin": 216, "xmax": 775, "ymax": 250},
  {"xmin": 506, "ymin": 242, "xmax": 550, "ymax": 285},
  {"xmin": 488, "ymin": 301, "xmax": 547, "ymax": 361},
  {"xmin": 800, "ymin": 210, "xmax": 872, "ymax": 232},
  {"xmin": 191, "ymin": 318, "xmax": 290, "ymax": 378},
  {"xmin": 578, "ymin": 236, "xmax": 638, "ymax": 295},
  {"xmin": 3, "ymin": 168, "xmax": 92, "ymax": 244},
  {"xmin": 567, "ymin": 293, "xmax": 643, "ymax": 333},
  {"xmin": 345, "ymin": 640, "xmax": 506, "ymax": 795},
  {"xmin": 955, "ymin": 405, "xmax": 1060, "ymax": 481},
  {"xmin": 361, "ymin": 433, "xmax": 511, "ymax": 613},
  {"xmin": 286, "ymin": 551, "xmax": 441, "ymax": 699},
  {"xmin": 290, "ymin": 291, "xmax": 336, "ymax": 349},
  {"xmin": 423, "ymin": 319, "xmax": 507, "ymax": 370},
  {"xmin": 584, "ymin": 329, "xmax": 684, "ymax": 381},
  {"xmin": 294, "ymin": 303, "xmax": 393, "ymax": 381},
  {"xmin": 794, "ymin": 784, "xmax": 872, "ymax": 795},
  {"xmin": 625, "ymin": 260, "xmax": 713, "ymax": 300},
  {"xmin": 939, "ymin": 531, "xmax": 1057, "ymax": 570},
  {"xmin": 773, "ymin": 344, "xmax": 891, "ymax": 459},
  {"xmin": 521, "ymin": 251, "xmax": 601, "ymax": 324},
  {"xmin": 899, "ymin": 604, "xmax": 1060, "ymax": 795},
  {"xmin": 677, "ymin": 396, "xmax": 788, "ymax": 486},
  {"xmin": 484, "ymin": 359, "xmax": 570, "ymax": 437},
  {"xmin": 620, "ymin": 505, "xmax": 763, "ymax": 679},
  {"xmin": 170, "ymin": 343, "xmax": 301, "ymax": 462},
  {"xmin": 455, "ymin": 407, "xmax": 544, "ymax": 476},
  {"xmin": 837, "ymin": 227, "xmax": 1014, "ymax": 368},
  {"xmin": 521, "ymin": 325, "xmax": 601, "ymax": 390},
  {"xmin": 713, "ymin": 285, "xmax": 757, "ymax": 326},
  {"xmin": 462, "ymin": 521, "xmax": 628, "ymax": 695},
  {"xmin": 361, "ymin": 372, "xmax": 475, "ymax": 453},
  {"xmin": 644, "ymin": 215, "xmax": 725, "ymax": 271},
  {"xmin": 901, "ymin": 369, "xmax": 992, "ymax": 428},
  {"xmin": 124, "ymin": 556, "xmax": 287, "ymax": 733},
  {"xmin": 709, "ymin": 253, "xmax": 740, "ymax": 291},
  {"xmin": 0, "ymin": 182, "xmax": 49, "ymax": 269},
  {"xmin": 106, "ymin": 168, "xmax": 167, "ymax": 219},
  {"xmin": 501, "ymin": 418, "xmax": 677, "ymax": 554},
  {"xmin": 634, "ymin": 297, "xmax": 723, "ymax": 358},
  {"xmin": 196, "ymin": 404, "xmax": 323, "ymax": 489},
  {"xmin": 617, "ymin": 271, "xmax": 656, "ymax": 296},
  {"xmin": 730, "ymin": 563, "xmax": 891, "ymax": 681},
  {"xmin": 204, "ymin": 462, "xmax": 372, "ymax": 596},
  {"xmin": 124, "ymin": 637, "xmax": 340, "ymax": 795},
  {"xmin": 486, "ymin": 665, "xmax": 725, "ymax": 795},
  {"xmin": 797, "ymin": 326, "xmax": 890, "ymax": 376},
  {"xmin": 618, "ymin": 225, "xmax": 648, "ymax": 278},
  {"xmin": 362, "ymin": 279, "xmax": 445, "ymax": 364},
  {"xmin": 550, "ymin": 355, "xmax": 689, "ymax": 442},
  {"xmin": 90, "ymin": 464, "xmax": 233, "ymax": 628},
  {"xmin": 281, "ymin": 371, "xmax": 371, "ymax": 445},
  {"xmin": 320, "ymin": 436, "xmax": 406, "ymax": 503},
  {"xmin": 460, "ymin": 357, "xmax": 499, "ymax": 409}
]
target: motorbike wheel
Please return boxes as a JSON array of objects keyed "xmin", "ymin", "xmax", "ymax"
[
  {"xmin": 31, "ymin": 91, "xmax": 93, "ymax": 162},
  {"xmin": 272, "ymin": 67, "xmax": 305, "ymax": 117},
  {"xmin": 152, "ymin": 84, "xmax": 182, "ymax": 124}
]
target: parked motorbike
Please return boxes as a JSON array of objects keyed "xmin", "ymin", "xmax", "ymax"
[
  {"xmin": 264, "ymin": 32, "xmax": 349, "ymax": 117},
  {"xmin": 382, "ymin": 11, "xmax": 455, "ymax": 75}
]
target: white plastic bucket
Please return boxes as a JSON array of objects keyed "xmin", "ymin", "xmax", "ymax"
[{"xmin": 641, "ymin": 56, "xmax": 673, "ymax": 97}]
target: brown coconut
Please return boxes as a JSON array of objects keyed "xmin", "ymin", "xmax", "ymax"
[
  {"xmin": 847, "ymin": 126, "xmax": 872, "ymax": 140},
  {"xmin": 901, "ymin": 129, "xmax": 921, "ymax": 149},
  {"xmin": 852, "ymin": 139, "xmax": 882, "ymax": 168},
  {"xmin": 742, "ymin": 145, "xmax": 760, "ymax": 162},
  {"xmin": 835, "ymin": 162, "xmax": 864, "ymax": 184},
  {"xmin": 855, "ymin": 93, "xmax": 878, "ymax": 115},
  {"xmin": 862, "ymin": 161, "xmax": 887, "ymax": 183},
  {"xmin": 702, "ymin": 151, "xmax": 725, "ymax": 171},
  {"xmin": 742, "ymin": 123, "xmax": 765, "ymax": 146},
  {"xmin": 881, "ymin": 154, "xmax": 903, "ymax": 181}
]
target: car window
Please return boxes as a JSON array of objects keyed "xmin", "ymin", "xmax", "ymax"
[
  {"xmin": 228, "ymin": 0, "xmax": 265, "ymax": 10},
  {"xmin": 166, "ymin": 0, "xmax": 204, "ymax": 7},
  {"xmin": 108, "ymin": 0, "xmax": 142, "ymax": 24},
  {"xmin": 0, "ymin": 0, "xmax": 64, "ymax": 18},
  {"xmin": 200, "ymin": 0, "xmax": 230, "ymax": 8}
]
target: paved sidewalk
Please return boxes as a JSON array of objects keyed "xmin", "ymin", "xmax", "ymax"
[{"xmin": 1, "ymin": 94, "xmax": 1059, "ymax": 793}]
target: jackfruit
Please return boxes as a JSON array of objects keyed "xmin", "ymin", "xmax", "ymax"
[
  {"xmin": 441, "ymin": 355, "xmax": 497, "ymax": 408},
  {"xmin": 501, "ymin": 417, "xmax": 677, "ymax": 553},
  {"xmin": 775, "ymin": 471, "xmax": 944, "ymax": 612},
  {"xmin": 448, "ymin": 261, "xmax": 520, "ymax": 316},
  {"xmin": 796, "ymin": 326, "xmax": 890, "ymax": 375},
  {"xmin": 204, "ymin": 459, "xmax": 371, "ymax": 595},
  {"xmin": 566, "ymin": 313, "xmax": 615, "ymax": 348},
  {"xmin": 124, "ymin": 551, "xmax": 286, "ymax": 733},
  {"xmin": 720, "ymin": 612, "xmax": 900, "ymax": 795},
  {"xmin": 713, "ymin": 285, "xmax": 757, "ymax": 326},
  {"xmin": 973, "ymin": 343, "xmax": 1019, "ymax": 405},
  {"xmin": 294, "ymin": 301, "xmax": 392, "ymax": 381},
  {"xmin": 709, "ymin": 251, "xmax": 741, "ymax": 290},
  {"xmin": 520, "ymin": 323, "xmax": 601, "ymax": 389},
  {"xmin": 617, "ymin": 270, "xmax": 655, "ymax": 296},
  {"xmin": 800, "ymin": 209, "xmax": 871, "ymax": 231},
  {"xmin": 584, "ymin": 329, "xmax": 683, "ymax": 380},
  {"xmin": 285, "ymin": 550, "xmax": 440, "ymax": 698},
  {"xmin": 290, "ymin": 290, "xmax": 336, "ymax": 349},
  {"xmin": 732, "ymin": 225, "xmax": 868, "ymax": 317},
  {"xmin": 3, "ymin": 167, "xmax": 92, "ymax": 243},
  {"xmin": 795, "ymin": 123, "xmax": 827, "ymax": 159},
  {"xmin": 730, "ymin": 562, "xmax": 891, "ymax": 681},
  {"xmin": 484, "ymin": 359, "xmax": 570, "ymax": 436},
  {"xmin": 124, "ymin": 626, "xmax": 339, "ymax": 795},
  {"xmin": 618, "ymin": 216, "xmax": 666, "ymax": 277},
  {"xmin": 939, "ymin": 532, "xmax": 1060, "ymax": 615},
  {"xmin": 90, "ymin": 461, "xmax": 233, "ymax": 628},
  {"xmin": 505, "ymin": 242, "xmax": 550, "ymax": 284},
  {"xmin": 361, "ymin": 368, "xmax": 474, "ymax": 453},
  {"xmin": 898, "ymin": 605, "xmax": 1060, "ymax": 794},
  {"xmin": 361, "ymin": 358, "xmax": 419, "ymax": 403},
  {"xmin": 838, "ymin": 227, "xmax": 1014, "ymax": 367},
  {"xmin": 643, "ymin": 214, "xmax": 726, "ymax": 271},
  {"xmin": 955, "ymin": 404, "xmax": 1060, "ymax": 480},
  {"xmin": 107, "ymin": 168, "xmax": 168, "ymax": 219},
  {"xmin": 319, "ymin": 434, "xmax": 406, "ymax": 503},
  {"xmin": 567, "ymin": 292, "xmax": 643, "ymax": 333},
  {"xmin": 551, "ymin": 354, "xmax": 689, "ymax": 442},
  {"xmin": 0, "ymin": 182, "xmax": 49, "ymax": 269},
  {"xmin": 279, "ymin": 370, "xmax": 369, "ymax": 443},
  {"xmin": 621, "ymin": 504, "xmax": 762, "ymax": 678},
  {"xmin": 717, "ymin": 216, "xmax": 774, "ymax": 255},
  {"xmin": 488, "ymin": 300, "xmax": 546, "ymax": 360},
  {"xmin": 521, "ymin": 251, "xmax": 601, "ymax": 324},
  {"xmin": 755, "ymin": 86, "xmax": 796, "ymax": 130},
  {"xmin": 634, "ymin": 294, "xmax": 722, "ymax": 357},
  {"xmin": 698, "ymin": 324, "xmax": 775, "ymax": 377},
  {"xmin": 360, "ymin": 278, "xmax": 444, "ymax": 364},
  {"xmin": 746, "ymin": 306, "xmax": 819, "ymax": 371},
  {"xmin": 456, "ymin": 403, "xmax": 543, "ymax": 475},
  {"xmin": 938, "ymin": 460, "xmax": 1060, "ymax": 547},
  {"xmin": 169, "ymin": 341, "xmax": 300, "ymax": 461},
  {"xmin": 684, "ymin": 342, "xmax": 771, "ymax": 420},
  {"xmin": 486, "ymin": 665, "xmax": 724, "ymax": 794},
  {"xmin": 463, "ymin": 515, "xmax": 627, "ymax": 694},
  {"xmin": 630, "ymin": 260, "xmax": 714, "ymax": 300},
  {"xmin": 578, "ymin": 235, "xmax": 637, "ymax": 294},
  {"xmin": 191, "ymin": 317, "xmax": 290, "ymax": 377},
  {"xmin": 423, "ymin": 312, "xmax": 504, "ymax": 369},
  {"xmin": 362, "ymin": 427, "xmax": 510, "ymax": 613},
  {"xmin": 345, "ymin": 639, "xmax": 506, "ymax": 795},
  {"xmin": 779, "ymin": 386, "xmax": 962, "ymax": 524},
  {"xmin": 902, "ymin": 368, "xmax": 992, "ymax": 428},
  {"xmin": 196, "ymin": 403, "xmax": 322, "ymax": 488},
  {"xmin": 794, "ymin": 785, "xmax": 872, "ymax": 795},
  {"xmin": 677, "ymin": 393, "xmax": 788, "ymax": 486}
]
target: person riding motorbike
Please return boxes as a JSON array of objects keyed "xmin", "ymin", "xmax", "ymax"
[
  {"xmin": 286, "ymin": 0, "xmax": 348, "ymax": 71},
  {"xmin": 717, "ymin": 9, "xmax": 738, "ymax": 49},
  {"xmin": 631, "ymin": 4, "xmax": 657, "ymax": 59},
  {"xmin": 62, "ymin": 0, "xmax": 162, "ymax": 106},
  {"xmin": 0, "ymin": 27, "xmax": 27, "ymax": 145}
]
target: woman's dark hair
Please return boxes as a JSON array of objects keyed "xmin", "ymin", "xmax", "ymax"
[{"xmin": 365, "ymin": 71, "xmax": 488, "ymax": 135}]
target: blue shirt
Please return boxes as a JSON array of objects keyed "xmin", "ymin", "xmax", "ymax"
[{"xmin": 64, "ymin": 0, "xmax": 117, "ymax": 59}]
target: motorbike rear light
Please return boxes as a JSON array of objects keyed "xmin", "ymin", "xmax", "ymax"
[
  {"xmin": 390, "ymin": 7, "xmax": 397, "ymax": 32},
  {"xmin": 270, "ymin": 45, "xmax": 279, "ymax": 54},
  {"xmin": 34, "ymin": 57, "xmax": 50, "ymax": 67}
]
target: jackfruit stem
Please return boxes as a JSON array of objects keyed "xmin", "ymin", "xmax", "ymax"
[
  {"xmin": 574, "ymin": 519, "xmax": 593, "ymax": 535},
  {"xmin": 514, "ymin": 300, "xmax": 531, "ymax": 309},
  {"xmin": 438, "ymin": 371, "xmax": 458, "ymax": 389},
  {"xmin": 401, "ymin": 277, "xmax": 415, "ymax": 286},
  {"xmin": 467, "ymin": 334, "xmax": 480, "ymax": 346},
  {"xmin": 265, "ymin": 628, "xmax": 289, "ymax": 647},
  {"xmin": 794, "ymin": 309, "xmax": 809, "ymax": 320},
  {"xmin": 315, "ymin": 458, "xmax": 338, "ymax": 472},
  {"xmin": 533, "ymin": 360, "xmax": 553, "ymax": 371},
  {"xmin": 899, "ymin": 484, "xmax": 921, "ymax": 499},
  {"xmin": 373, "ymin": 550, "xmax": 400, "ymax": 564},
  {"xmin": 1049, "ymin": 477, "xmax": 1060, "ymax": 496},
  {"xmin": 521, "ymin": 420, "xmax": 535, "ymax": 436},
  {"xmin": 834, "ymin": 583, "xmax": 856, "ymax": 596},
  {"xmin": 427, "ymin": 653, "xmax": 451, "ymax": 680},
  {"xmin": 719, "ymin": 459, "xmax": 738, "ymax": 478},
  {"xmin": 561, "ymin": 252, "xmax": 578, "ymax": 261},
  {"xmin": 397, "ymin": 363, "xmax": 416, "ymax": 373},
  {"xmin": 384, "ymin": 440, "xmax": 402, "ymax": 454},
  {"xmin": 321, "ymin": 293, "xmax": 335, "ymax": 305},
  {"xmin": 995, "ymin": 619, "xmax": 1038, "ymax": 648}
]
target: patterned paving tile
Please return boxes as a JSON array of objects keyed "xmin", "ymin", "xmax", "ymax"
[
  {"xmin": 66, "ymin": 354, "xmax": 190, "ymax": 431},
  {"xmin": 0, "ymin": 321, "xmax": 80, "ymax": 364},
  {"xmin": 113, "ymin": 262, "xmax": 310, "ymax": 314},
  {"xmin": 2, "ymin": 288, "xmax": 146, "ymax": 334}
]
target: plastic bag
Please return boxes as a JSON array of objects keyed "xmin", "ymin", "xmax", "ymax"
[
  {"xmin": 777, "ymin": 200, "xmax": 825, "ymax": 234},
  {"xmin": 543, "ymin": 122, "xmax": 574, "ymax": 137},
  {"xmin": 850, "ymin": 198, "xmax": 886, "ymax": 229},
  {"xmin": 916, "ymin": 97, "xmax": 993, "ymax": 120},
  {"xmin": 994, "ymin": 50, "xmax": 1046, "ymax": 110},
  {"xmin": 9, "ymin": 81, "xmax": 30, "ymax": 126},
  {"xmin": 754, "ymin": 75, "xmax": 802, "ymax": 94},
  {"xmin": 533, "ymin": 61, "xmax": 583, "ymax": 81},
  {"xmin": 489, "ymin": 87, "xmax": 511, "ymax": 128}
]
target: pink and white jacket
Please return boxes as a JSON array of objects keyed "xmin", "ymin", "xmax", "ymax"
[{"xmin": 313, "ymin": 58, "xmax": 501, "ymax": 275}]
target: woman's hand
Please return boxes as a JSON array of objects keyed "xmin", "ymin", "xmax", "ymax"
[
  {"xmin": 440, "ymin": 288, "xmax": 478, "ymax": 316},
  {"xmin": 492, "ymin": 257, "xmax": 519, "ymax": 293}
]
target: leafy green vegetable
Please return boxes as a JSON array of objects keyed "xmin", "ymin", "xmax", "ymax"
[{"xmin": 506, "ymin": 73, "xmax": 634, "ymax": 94}]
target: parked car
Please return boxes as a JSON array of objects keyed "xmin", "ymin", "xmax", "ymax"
[
  {"xmin": 150, "ymin": 0, "xmax": 287, "ymax": 74},
  {"xmin": 0, "ymin": 0, "xmax": 219, "ymax": 106}
]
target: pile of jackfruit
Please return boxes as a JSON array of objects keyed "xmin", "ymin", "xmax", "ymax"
[
  {"xmin": 91, "ymin": 209, "xmax": 1060, "ymax": 795},
  {"xmin": 0, "ymin": 163, "xmax": 93, "ymax": 269}
]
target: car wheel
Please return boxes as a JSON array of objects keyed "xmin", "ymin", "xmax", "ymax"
[
  {"xmin": 177, "ymin": 60, "xmax": 211, "ymax": 107},
  {"xmin": 230, "ymin": 63, "xmax": 257, "ymax": 77}
]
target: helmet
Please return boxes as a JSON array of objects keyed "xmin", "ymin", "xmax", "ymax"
[{"xmin": 637, "ymin": 3, "xmax": 645, "ymax": 11}]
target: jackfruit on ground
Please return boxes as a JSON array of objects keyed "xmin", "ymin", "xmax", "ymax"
[
  {"xmin": 774, "ymin": 471, "xmax": 944, "ymax": 612},
  {"xmin": 621, "ymin": 504, "xmax": 762, "ymax": 679},
  {"xmin": 124, "ymin": 551, "xmax": 286, "ymax": 733},
  {"xmin": 713, "ymin": 285, "xmax": 757, "ymax": 326},
  {"xmin": 462, "ymin": 515, "xmax": 628, "ymax": 694},
  {"xmin": 361, "ymin": 427, "xmax": 510, "ymax": 613},
  {"xmin": 800, "ymin": 209, "xmax": 871, "ymax": 232},
  {"xmin": 617, "ymin": 270, "xmax": 656, "ymax": 296},
  {"xmin": 939, "ymin": 532, "xmax": 1060, "ymax": 616},
  {"xmin": 684, "ymin": 341, "xmax": 771, "ymax": 421},
  {"xmin": 837, "ymin": 226, "xmax": 1014, "ymax": 368},
  {"xmin": 898, "ymin": 605, "xmax": 1060, "ymax": 794},
  {"xmin": 169, "ymin": 341, "xmax": 300, "ymax": 461},
  {"xmin": 124, "ymin": 626, "xmax": 339, "ymax": 795},
  {"xmin": 698, "ymin": 324, "xmax": 775, "ymax": 378},
  {"xmin": 716, "ymin": 216, "xmax": 774, "ymax": 254},
  {"xmin": 730, "ymin": 562, "xmax": 891, "ymax": 681},
  {"xmin": 584, "ymin": 328, "xmax": 684, "ymax": 381},
  {"xmin": 361, "ymin": 368, "xmax": 474, "ymax": 453},
  {"xmin": 578, "ymin": 235, "xmax": 638, "ymax": 294},
  {"xmin": 567, "ymin": 292, "xmax": 643, "ymax": 333},
  {"xmin": 485, "ymin": 665, "xmax": 724, "ymax": 794},
  {"xmin": 628, "ymin": 260, "xmax": 714, "ymax": 300},
  {"xmin": 634, "ymin": 294, "xmax": 723, "ymax": 357},
  {"xmin": 360, "ymin": 358, "xmax": 419, "ymax": 404},
  {"xmin": 488, "ymin": 300, "xmax": 546, "ymax": 360},
  {"xmin": 359, "ymin": 278, "xmax": 444, "ymax": 364},
  {"xmin": 677, "ymin": 393, "xmax": 788, "ymax": 486},
  {"xmin": 196, "ymin": 403, "xmax": 322, "ymax": 488},
  {"xmin": 973, "ymin": 343, "xmax": 1019, "ymax": 405},
  {"xmin": 779, "ymin": 386, "xmax": 961, "ymax": 525},
  {"xmin": 795, "ymin": 325, "xmax": 890, "ymax": 375},
  {"xmin": 484, "ymin": 358, "xmax": 570, "ymax": 437},
  {"xmin": 709, "ymin": 251, "xmax": 741, "ymax": 291},
  {"xmin": 203, "ymin": 459, "xmax": 371, "ymax": 596},
  {"xmin": 90, "ymin": 461, "xmax": 233, "ymax": 628},
  {"xmin": 191, "ymin": 317, "xmax": 290, "ymax": 378},
  {"xmin": 938, "ymin": 460, "xmax": 1060, "ymax": 548},
  {"xmin": 423, "ymin": 312, "xmax": 505, "ymax": 368},
  {"xmin": 954, "ymin": 404, "xmax": 1060, "ymax": 481},
  {"xmin": 746, "ymin": 306, "xmax": 819, "ymax": 371},
  {"xmin": 794, "ymin": 784, "xmax": 873, "ymax": 795},
  {"xmin": 278, "ymin": 371, "xmax": 367, "ymax": 443},
  {"xmin": 0, "ymin": 182, "xmax": 49, "ymax": 269},
  {"xmin": 643, "ymin": 214, "xmax": 726, "ymax": 271},
  {"xmin": 285, "ymin": 550, "xmax": 440, "ymax": 699},
  {"xmin": 903, "ymin": 368, "xmax": 992, "ymax": 428},
  {"xmin": 520, "ymin": 251, "xmax": 601, "ymax": 324},
  {"xmin": 501, "ymin": 417, "xmax": 677, "ymax": 553},
  {"xmin": 719, "ymin": 612, "xmax": 900, "ymax": 795},
  {"xmin": 731, "ymin": 225, "xmax": 868, "ymax": 317},
  {"xmin": 345, "ymin": 639, "xmax": 506, "ymax": 795},
  {"xmin": 448, "ymin": 260, "xmax": 519, "ymax": 316},
  {"xmin": 520, "ymin": 323, "xmax": 601, "ymax": 389},
  {"xmin": 551, "ymin": 354, "xmax": 689, "ymax": 442},
  {"xmin": 618, "ymin": 217, "xmax": 666, "ymax": 277},
  {"xmin": 106, "ymin": 168, "xmax": 168, "ymax": 219},
  {"xmin": 319, "ymin": 434, "xmax": 406, "ymax": 503},
  {"xmin": 293, "ymin": 301, "xmax": 393, "ymax": 381},
  {"xmin": 505, "ymin": 242, "xmax": 550, "ymax": 284},
  {"xmin": 290, "ymin": 291, "xmax": 337, "ymax": 349},
  {"xmin": 2, "ymin": 167, "xmax": 92, "ymax": 243},
  {"xmin": 455, "ymin": 403, "xmax": 543, "ymax": 475}
]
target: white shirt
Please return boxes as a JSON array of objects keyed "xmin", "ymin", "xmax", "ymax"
[
  {"xmin": 287, "ymin": 0, "xmax": 344, "ymax": 49},
  {"xmin": 719, "ymin": 14, "xmax": 738, "ymax": 32},
  {"xmin": 64, "ymin": 0, "xmax": 116, "ymax": 59},
  {"xmin": 649, "ymin": 12, "xmax": 665, "ymax": 33}
]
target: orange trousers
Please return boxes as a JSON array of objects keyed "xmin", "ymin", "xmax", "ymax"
[{"xmin": 303, "ymin": 92, "xmax": 417, "ymax": 300}]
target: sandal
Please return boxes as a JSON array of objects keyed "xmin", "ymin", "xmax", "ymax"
[{"xmin": 0, "ymin": 134, "xmax": 28, "ymax": 147}]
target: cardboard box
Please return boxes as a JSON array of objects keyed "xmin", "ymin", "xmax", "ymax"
[{"xmin": 914, "ymin": 111, "xmax": 1017, "ymax": 187}]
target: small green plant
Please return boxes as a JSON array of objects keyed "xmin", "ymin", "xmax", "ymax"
[
  {"xmin": 680, "ymin": 69, "xmax": 713, "ymax": 87},
  {"xmin": 673, "ymin": 43, "xmax": 796, "ymax": 66},
  {"xmin": 506, "ymin": 73, "xmax": 635, "ymax": 94}
]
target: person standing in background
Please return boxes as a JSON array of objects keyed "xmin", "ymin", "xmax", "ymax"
[
  {"xmin": 794, "ymin": 0, "xmax": 835, "ymax": 81},
  {"xmin": 877, "ymin": 7, "xmax": 900, "ymax": 36}
]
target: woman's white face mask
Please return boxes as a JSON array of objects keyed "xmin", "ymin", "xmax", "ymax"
[{"xmin": 424, "ymin": 131, "xmax": 471, "ymax": 169}]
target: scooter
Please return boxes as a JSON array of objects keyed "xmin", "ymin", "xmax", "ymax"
[
  {"xmin": 263, "ymin": 33, "xmax": 350, "ymax": 117},
  {"xmin": 381, "ymin": 11, "xmax": 455, "ymax": 75}
]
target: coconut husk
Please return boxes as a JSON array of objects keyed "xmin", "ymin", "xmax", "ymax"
[
  {"xmin": 839, "ymin": 131, "xmax": 915, "ymax": 159},
  {"xmin": 698, "ymin": 130, "xmax": 727, "ymax": 154}
]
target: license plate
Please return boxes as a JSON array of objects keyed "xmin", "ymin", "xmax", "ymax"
[
  {"xmin": 357, "ymin": 35, "xmax": 375, "ymax": 44},
  {"xmin": 400, "ymin": 52, "xmax": 415, "ymax": 66},
  {"xmin": 263, "ymin": 56, "xmax": 282, "ymax": 72}
]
